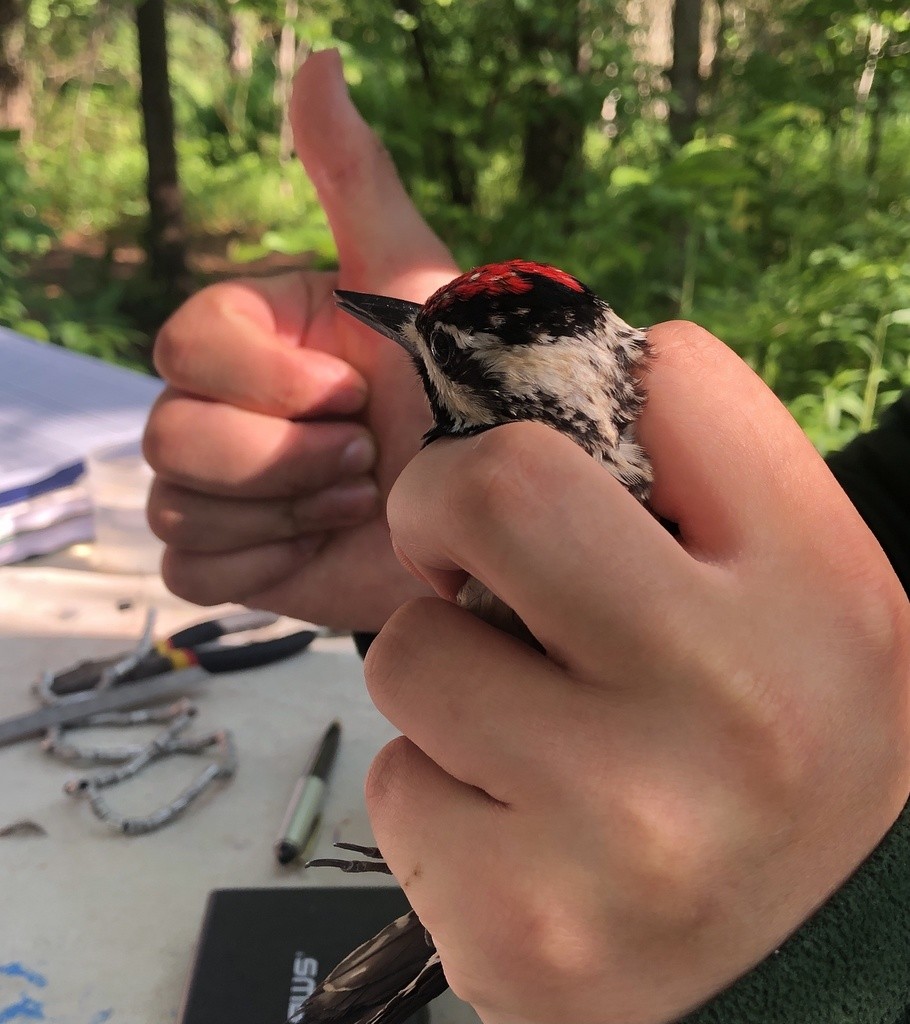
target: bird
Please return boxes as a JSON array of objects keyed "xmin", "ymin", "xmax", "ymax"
[{"xmin": 297, "ymin": 259, "xmax": 653, "ymax": 1024}]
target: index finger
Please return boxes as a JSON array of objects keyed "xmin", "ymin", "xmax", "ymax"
[
  {"xmin": 153, "ymin": 272, "xmax": 368, "ymax": 418},
  {"xmin": 387, "ymin": 421, "xmax": 699, "ymax": 677}
]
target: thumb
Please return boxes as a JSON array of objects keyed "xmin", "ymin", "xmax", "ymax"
[{"xmin": 291, "ymin": 48, "xmax": 457, "ymax": 300}]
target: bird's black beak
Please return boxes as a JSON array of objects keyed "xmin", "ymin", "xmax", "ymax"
[{"xmin": 334, "ymin": 290, "xmax": 422, "ymax": 358}]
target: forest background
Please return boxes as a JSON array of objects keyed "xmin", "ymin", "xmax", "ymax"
[{"xmin": 0, "ymin": 0, "xmax": 908, "ymax": 452}]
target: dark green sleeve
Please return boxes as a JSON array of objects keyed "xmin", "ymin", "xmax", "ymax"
[
  {"xmin": 826, "ymin": 390, "xmax": 910, "ymax": 595},
  {"xmin": 676, "ymin": 798, "xmax": 910, "ymax": 1024},
  {"xmin": 679, "ymin": 394, "xmax": 910, "ymax": 1024}
]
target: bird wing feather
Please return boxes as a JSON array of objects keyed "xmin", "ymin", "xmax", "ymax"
[{"xmin": 294, "ymin": 910, "xmax": 447, "ymax": 1024}]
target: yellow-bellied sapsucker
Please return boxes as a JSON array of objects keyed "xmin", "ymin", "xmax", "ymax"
[{"xmin": 299, "ymin": 260, "xmax": 652, "ymax": 1024}]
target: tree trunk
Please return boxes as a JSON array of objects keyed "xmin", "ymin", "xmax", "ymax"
[
  {"xmin": 0, "ymin": 0, "xmax": 29, "ymax": 134},
  {"xmin": 521, "ymin": 93, "xmax": 587, "ymax": 201},
  {"xmin": 702, "ymin": 0, "xmax": 726, "ymax": 111},
  {"xmin": 854, "ymin": 19, "xmax": 885, "ymax": 169},
  {"xmin": 668, "ymin": 0, "xmax": 703, "ymax": 146},
  {"xmin": 135, "ymin": 0, "xmax": 190, "ymax": 301},
  {"xmin": 865, "ymin": 65, "xmax": 890, "ymax": 185},
  {"xmin": 397, "ymin": 0, "xmax": 473, "ymax": 208},
  {"xmin": 227, "ymin": 8, "xmax": 255, "ymax": 78},
  {"xmin": 519, "ymin": 3, "xmax": 586, "ymax": 202},
  {"xmin": 275, "ymin": 0, "xmax": 300, "ymax": 164}
]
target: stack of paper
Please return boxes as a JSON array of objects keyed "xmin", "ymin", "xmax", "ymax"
[{"xmin": 0, "ymin": 326, "xmax": 164, "ymax": 564}]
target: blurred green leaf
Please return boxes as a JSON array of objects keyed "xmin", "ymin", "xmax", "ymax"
[
  {"xmin": 3, "ymin": 0, "xmax": 908, "ymax": 436},
  {"xmin": 610, "ymin": 166, "xmax": 653, "ymax": 188}
]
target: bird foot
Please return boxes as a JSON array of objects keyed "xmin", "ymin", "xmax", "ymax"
[{"xmin": 306, "ymin": 841, "xmax": 392, "ymax": 874}]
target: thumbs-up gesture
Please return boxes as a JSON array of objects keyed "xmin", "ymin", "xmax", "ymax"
[{"xmin": 144, "ymin": 50, "xmax": 457, "ymax": 629}]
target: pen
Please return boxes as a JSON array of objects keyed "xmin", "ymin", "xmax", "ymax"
[{"xmin": 275, "ymin": 720, "xmax": 341, "ymax": 865}]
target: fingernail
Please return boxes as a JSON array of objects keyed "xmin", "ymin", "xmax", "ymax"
[
  {"xmin": 303, "ymin": 479, "xmax": 380, "ymax": 525},
  {"xmin": 340, "ymin": 436, "xmax": 376, "ymax": 476}
]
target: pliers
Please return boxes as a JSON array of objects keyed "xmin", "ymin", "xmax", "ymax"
[
  {"xmin": 0, "ymin": 609, "xmax": 319, "ymax": 749},
  {"xmin": 45, "ymin": 609, "xmax": 319, "ymax": 698}
]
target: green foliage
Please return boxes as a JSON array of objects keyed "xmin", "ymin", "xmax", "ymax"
[
  {"xmin": 730, "ymin": 220, "xmax": 910, "ymax": 451},
  {"xmin": 0, "ymin": 130, "xmax": 56, "ymax": 334},
  {"xmin": 6, "ymin": 0, "xmax": 910, "ymax": 451},
  {"xmin": 0, "ymin": 131, "xmax": 146, "ymax": 367}
]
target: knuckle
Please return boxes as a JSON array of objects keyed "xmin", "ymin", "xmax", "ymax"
[
  {"xmin": 445, "ymin": 894, "xmax": 602, "ymax": 1011},
  {"xmin": 145, "ymin": 481, "xmax": 212, "ymax": 549},
  {"xmin": 152, "ymin": 285, "xmax": 225, "ymax": 386},
  {"xmin": 263, "ymin": 351, "xmax": 304, "ymax": 414},
  {"xmin": 159, "ymin": 552, "xmax": 256, "ymax": 606},
  {"xmin": 646, "ymin": 320, "xmax": 730, "ymax": 382},
  {"xmin": 649, "ymin": 319, "xmax": 719, "ymax": 358},
  {"xmin": 724, "ymin": 671, "xmax": 810, "ymax": 800},
  {"xmin": 447, "ymin": 424, "xmax": 539, "ymax": 535},
  {"xmin": 436, "ymin": 963, "xmax": 486, "ymax": 1012},
  {"xmin": 727, "ymin": 573, "xmax": 910, "ymax": 800},
  {"xmin": 841, "ymin": 573, "xmax": 910, "ymax": 675},
  {"xmin": 317, "ymin": 126, "xmax": 389, "ymax": 195},
  {"xmin": 364, "ymin": 598, "xmax": 438, "ymax": 715},
  {"xmin": 816, "ymin": 574, "xmax": 910, "ymax": 788},
  {"xmin": 159, "ymin": 550, "xmax": 222, "ymax": 608},
  {"xmin": 141, "ymin": 394, "xmax": 183, "ymax": 474},
  {"xmin": 145, "ymin": 480, "xmax": 182, "ymax": 544},
  {"xmin": 443, "ymin": 962, "xmax": 500, "ymax": 1012},
  {"xmin": 506, "ymin": 901, "xmax": 598, "ymax": 984},
  {"xmin": 364, "ymin": 735, "xmax": 414, "ymax": 822},
  {"xmin": 607, "ymin": 795, "xmax": 717, "ymax": 936},
  {"xmin": 152, "ymin": 314, "xmax": 190, "ymax": 385}
]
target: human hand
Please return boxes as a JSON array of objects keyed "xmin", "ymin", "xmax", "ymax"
[
  {"xmin": 143, "ymin": 49, "xmax": 458, "ymax": 630},
  {"xmin": 363, "ymin": 321, "xmax": 910, "ymax": 1024}
]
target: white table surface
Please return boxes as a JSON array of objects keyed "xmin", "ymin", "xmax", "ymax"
[{"xmin": 0, "ymin": 557, "xmax": 478, "ymax": 1024}]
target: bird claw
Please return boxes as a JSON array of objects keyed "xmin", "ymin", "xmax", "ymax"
[
  {"xmin": 333, "ymin": 841, "xmax": 385, "ymax": 859},
  {"xmin": 306, "ymin": 840, "xmax": 392, "ymax": 874},
  {"xmin": 305, "ymin": 857, "xmax": 392, "ymax": 874}
]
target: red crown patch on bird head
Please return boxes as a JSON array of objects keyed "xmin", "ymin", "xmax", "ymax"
[{"xmin": 422, "ymin": 260, "xmax": 585, "ymax": 320}]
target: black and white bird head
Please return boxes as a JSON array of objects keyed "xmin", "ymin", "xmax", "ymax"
[{"xmin": 336, "ymin": 259, "xmax": 652, "ymax": 502}]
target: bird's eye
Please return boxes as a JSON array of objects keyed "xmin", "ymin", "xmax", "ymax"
[{"xmin": 428, "ymin": 329, "xmax": 454, "ymax": 369}]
